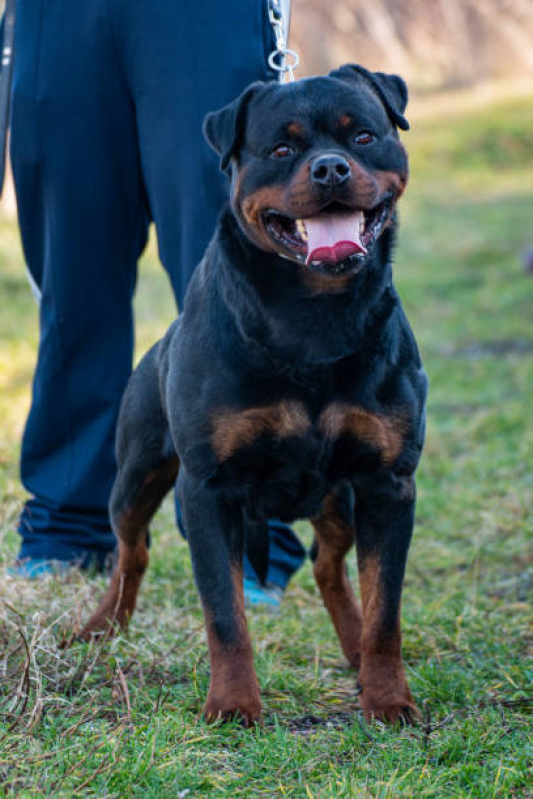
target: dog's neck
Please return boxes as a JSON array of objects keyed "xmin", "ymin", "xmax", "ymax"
[{"xmin": 211, "ymin": 207, "xmax": 400, "ymax": 369}]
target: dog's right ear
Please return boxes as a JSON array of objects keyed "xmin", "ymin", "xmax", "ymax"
[{"xmin": 203, "ymin": 82, "xmax": 264, "ymax": 174}]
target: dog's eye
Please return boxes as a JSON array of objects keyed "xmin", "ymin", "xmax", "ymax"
[
  {"xmin": 270, "ymin": 144, "xmax": 294, "ymax": 159},
  {"xmin": 354, "ymin": 131, "xmax": 375, "ymax": 146}
]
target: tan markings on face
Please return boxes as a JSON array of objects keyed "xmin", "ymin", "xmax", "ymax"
[
  {"xmin": 231, "ymin": 162, "xmax": 247, "ymax": 207},
  {"xmin": 374, "ymin": 168, "xmax": 408, "ymax": 200},
  {"xmin": 240, "ymin": 185, "xmax": 288, "ymax": 228},
  {"xmin": 289, "ymin": 159, "xmax": 384, "ymax": 213},
  {"xmin": 347, "ymin": 161, "xmax": 385, "ymax": 208},
  {"xmin": 338, "ymin": 113, "xmax": 352, "ymax": 128},
  {"xmin": 319, "ymin": 403, "xmax": 406, "ymax": 465},
  {"xmin": 238, "ymin": 160, "xmax": 406, "ymax": 239},
  {"xmin": 212, "ymin": 400, "xmax": 310, "ymax": 461},
  {"xmin": 287, "ymin": 121, "xmax": 304, "ymax": 138}
]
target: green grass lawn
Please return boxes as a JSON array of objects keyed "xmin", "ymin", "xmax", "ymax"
[{"xmin": 1, "ymin": 90, "xmax": 532, "ymax": 797}]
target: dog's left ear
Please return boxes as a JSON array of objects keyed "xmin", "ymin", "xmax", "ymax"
[
  {"xmin": 331, "ymin": 64, "xmax": 409, "ymax": 131},
  {"xmin": 203, "ymin": 82, "xmax": 264, "ymax": 173}
]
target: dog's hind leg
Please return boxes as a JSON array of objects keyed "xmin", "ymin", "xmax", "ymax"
[
  {"xmin": 310, "ymin": 482, "xmax": 363, "ymax": 669},
  {"xmin": 80, "ymin": 350, "xmax": 179, "ymax": 639},
  {"xmin": 80, "ymin": 452, "xmax": 178, "ymax": 639}
]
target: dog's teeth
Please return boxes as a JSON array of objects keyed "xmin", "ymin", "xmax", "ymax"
[
  {"xmin": 296, "ymin": 219, "xmax": 308, "ymax": 241},
  {"xmin": 359, "ymin": 214, "xmax": 366, "ymax": 234}
]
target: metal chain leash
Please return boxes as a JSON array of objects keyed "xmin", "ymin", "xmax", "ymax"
[{"xmin": 267, "ymin": 0, "xmax": 299, "ymax": 83}]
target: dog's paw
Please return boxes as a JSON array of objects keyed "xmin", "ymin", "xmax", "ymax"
[
  {"xmin": 360, "ymin": 689, "xmax": 418, "ymax": 725},
  {"xmin": 203, "ymin": 693, "xmax": 262, "ymax": 728},
  {"xmin": 77, "ymin": 613, "xmax": 121, "ymax": 642}
]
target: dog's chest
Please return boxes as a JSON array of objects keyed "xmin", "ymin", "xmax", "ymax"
[{"xmin": 210, "ymin": 400, "xmax": 405, "ymax": 514}]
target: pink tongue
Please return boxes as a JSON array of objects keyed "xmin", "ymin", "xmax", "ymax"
[{"xmin": 305, "ymin": 211, "xmax": 366, "ymax": 264}]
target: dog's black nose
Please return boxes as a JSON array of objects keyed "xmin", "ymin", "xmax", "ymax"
[{"xmin": 310, "ymin": 154, "xmax": 351, "ymax": 187}]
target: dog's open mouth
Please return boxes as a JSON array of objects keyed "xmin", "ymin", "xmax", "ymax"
[{"xmin": 262, "ymin": 198, "xmax": 392, "ymax": 273}]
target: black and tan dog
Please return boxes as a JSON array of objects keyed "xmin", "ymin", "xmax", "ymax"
[{"xmin": 81, "ymin": 64, "xmax": 428, "ymax": 726}]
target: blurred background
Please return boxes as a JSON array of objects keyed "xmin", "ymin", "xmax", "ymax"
[{"xmin": 291, "ymin": 0, "xmax": 533, "ymax": 88}]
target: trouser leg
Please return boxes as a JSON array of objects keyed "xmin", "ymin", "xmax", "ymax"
[
  {"xmin": 113, "ymin": 0, "xmax": 275, "ymax": 306},
  {"xmin": 11, "ymin": 0, "xmax": 149, "ymax": 566}
]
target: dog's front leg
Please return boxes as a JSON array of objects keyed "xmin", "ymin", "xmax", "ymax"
[
  {"xmin": 353, "ymin": 473, "xmax": 418, "ymax": 724},
  {"xmin": 178, "ymin": 470, "xmax": 262, "ymax": 727}
]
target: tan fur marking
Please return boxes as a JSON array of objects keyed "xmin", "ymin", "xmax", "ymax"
[
  {"xmin": 80, "ymin": 535, "xmax": 149, "ymax": 638},
  {"xmin": 238, "ymin": 162, "xmax": 407, "ymax": 237},
  {"xmin": 319, "ymin": 403, "xmax": 406, "ymax": 465},
  {"xmin": 212, "ymin": 401, "xmax": 310, "ymax": 461},
  {"xmin": 231, "ymin": 163, "xmax": 247, "ymax": 206},
  {"xmin": 298, "ymin": 267, "xmax": 355, "ymax": 295},
  {"xmin": 241, "ymin": 185, "xmax": 287, "ymax": 227},
  {"xmin": 357, "ymin": 553, "xmax": 381, "ymax": 621},
  {"xmin": 203, "ymin": 564, "xmax": 262, "ymax": 726},
  {"xmin": 312, "ymin": 494, "xmax": 362, "ymax": 668},
  {"xmin": 287, "ymin": 121, "xmax": 304, "ymax": 137},
  {"xmin": 374, "ymin": 168, "xmax": 408, "ymax": 199},
  {"xmin": 80, "ymin": 458, "xmax": 179, "ymax": 639},
  {"xmin": 345, "ymin": 161, "xmax": 382, "ymax": 208},
  {"xmin": 338, "ymin": 113, "xmax": 352, "ymax": 128},
  {"xmin": 356, "ymin": 554, "xmax": 415, "ymax": 723}
]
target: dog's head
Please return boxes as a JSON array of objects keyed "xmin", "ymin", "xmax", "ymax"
[{"xmin": 204, "ymin": 65, "xmax": 409, "ymax": 280}]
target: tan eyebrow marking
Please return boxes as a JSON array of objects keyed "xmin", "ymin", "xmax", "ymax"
[{"xmin": 287, "ymin": 121, "xmax": 305, "ymax": 137}]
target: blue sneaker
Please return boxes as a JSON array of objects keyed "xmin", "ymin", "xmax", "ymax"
[
  {"xmin": 243, "ymin": 577, "xmax": 284, "ymax": 609},
  {"xmin": 7, "ymin": 558, "xmax": 75, "ymax": 579}
]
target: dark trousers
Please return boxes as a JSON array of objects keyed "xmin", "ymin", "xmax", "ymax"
[{"xmin": 10, "ymin": 0, "xmax": 305, "ymax": 585}]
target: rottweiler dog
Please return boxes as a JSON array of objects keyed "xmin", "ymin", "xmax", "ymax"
[{"xmin": 81, "ymin": 64, "xmax": 428, "ymax": 726}]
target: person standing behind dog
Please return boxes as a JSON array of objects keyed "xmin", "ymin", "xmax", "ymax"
[{"xmin": 9, "ymin": 0, "xmax": 305, "ymax": 602}]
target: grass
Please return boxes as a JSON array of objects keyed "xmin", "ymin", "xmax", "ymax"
[{"xmin": 1, "ymin": 89, "xmax": 533, "ymax": 796}]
